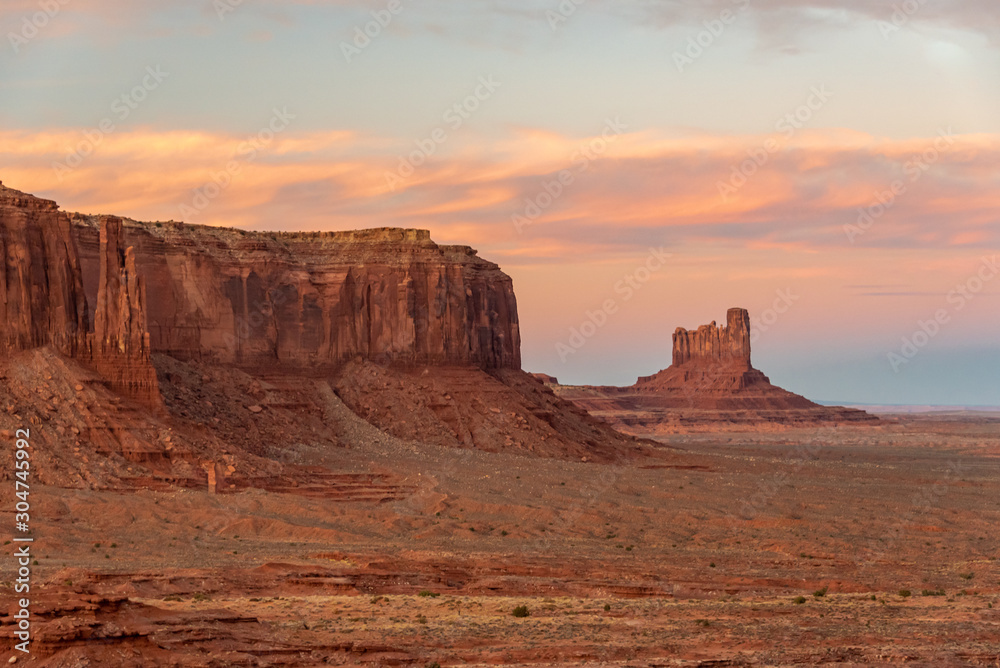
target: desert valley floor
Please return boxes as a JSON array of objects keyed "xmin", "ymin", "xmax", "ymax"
[{"xmin": 4, "ymin": 373, "xmax": 998, "ymax": 666}]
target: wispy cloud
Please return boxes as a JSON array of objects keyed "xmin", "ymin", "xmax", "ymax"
[{"xmin": 1, "ymin": 126, "xmax": 997, "ymax": 263}]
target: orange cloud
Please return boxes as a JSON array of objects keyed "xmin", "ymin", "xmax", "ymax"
[{"xmin": 0, "ymin": 126, "xmax": 998, "ymax": 265}]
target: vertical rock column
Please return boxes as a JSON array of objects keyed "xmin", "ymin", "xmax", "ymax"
[{"xmin": 90, "ymin": 216, "xmax": 164, "ymax": 411}]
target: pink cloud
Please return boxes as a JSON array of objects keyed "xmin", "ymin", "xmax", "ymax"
[{"xmin": 0, "ymin": 126, "xmax": 997, "ymax": 264}]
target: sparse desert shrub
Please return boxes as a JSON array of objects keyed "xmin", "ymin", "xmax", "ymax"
[
  {"xmin": 695, "ymin": 619, "xmax": 710, "ymax": 627},
  {"xmin": 512, "ymin": 605, "xmax": 530, "ymax": 618},
  {"xmin": 813, "ymin": 586, "xmax": 828, "ymax": 598},
  {"xmin": 417, "ymin": 590, "xmax": 440, "ymax": 598},
  {"xmin": 921, "ymin": 589, "xmax": 945, "ymax": 596},
  {"xmin": 709, "ymin": 562, "xmax": 716, "ymax": 568},
  {"xmin": 604, "ymin": 603, "xmax": 611, "ymax": 611},
  {"xmin": 416, "ymin": 615, "xmax": 427, "ymax": 624},
  {"xmin": 793, "ymin": 596, "xmax": 806, "ymax": 604},
  {"xmin": 898, "ymin": 589, "xmax": 911, "ymax": 597},
  {"xmin": 960, "ymin": 572, "xmax": 974, "ymax": 580}
]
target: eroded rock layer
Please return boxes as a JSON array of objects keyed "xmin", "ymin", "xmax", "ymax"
[
  {"xmin": 70, "ymin": 221, "xmax": 520, "ymax": 372},
  {"xmin": 0, "ymin": 182, "xmax": 162, "ymax": 409},
  {"xmin": 90, "ymin": 216, "xmax": 163, "ymax": 411},
  {"xmin": 0, "ymin": 182, "xmax": 89, "ymax": 356},
  {"xmin": 0, "ymin": 181, "xmax": 640, "ymax": 471},
  {"xmin": 672, "ymin": 307, "xmax": 752, "ymax": 368}
]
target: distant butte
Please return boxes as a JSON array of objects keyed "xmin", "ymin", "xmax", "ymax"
[{"xmin": 547, "ymin": 308, "xmax": 877, "ymax": 432}]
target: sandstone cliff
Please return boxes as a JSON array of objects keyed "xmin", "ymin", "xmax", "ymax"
[
  {"xmin": 0, "ymin": 182, "xmax": 162, "ymax": 409},
  {"xmin": 90, "ymin": 216, "xmax": 163, "ymax": 411},
  {"xmin": 0, "ymin": 182, "xmax": 89, "ymax": 356},
  {"xmin": 0, "ymin": 181, "xmax": 642, "ymax": 474},
  {"xmin": 672, "ymin": 307, "xmax": 752, "ymax": 369},
  {"xmin": 69, "ymin": 221, "xmax": 520, "ymax": 372}
]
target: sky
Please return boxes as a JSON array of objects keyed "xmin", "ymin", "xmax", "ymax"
[{"xmin": 1, "ymin": 0, "xmax": 998, "ymax": 406}]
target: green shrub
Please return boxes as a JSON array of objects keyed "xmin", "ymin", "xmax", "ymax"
[
  {"xmin": 512, "ymin": 605, "xmax": 530, "ymax": 618},
  {"xmin": 898, "ymin": 589, "xmax": 911, "ymax": 597},
  {"xmin": 793, "ymin": 596, "xmax": 806, "ymax": 604},
  {"xmin": 417, "ymin": 590, "xmax": 440, "ymax": 598},
  {"xmin": 813, "ymin": 586, "xmax": 828, "ymax": 598}
]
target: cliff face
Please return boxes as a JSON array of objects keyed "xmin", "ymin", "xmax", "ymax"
[
  {"xmin": 90, "ymin": 216, "xmax": 162, "ymax": 411},
  {"xmin": 0, "ymin": 182, "xmax": 162, "ymax": 409},
  {"xmin": 0, "ymin": 183, "xmax": 89, "ymax": 356},
  {"xmin": 71, "ymin": 222, "xmax": 520, "ymax": 372},
  {"xmin": 672, "ymin": 307, "xmax": 752, "ymax": 369}
]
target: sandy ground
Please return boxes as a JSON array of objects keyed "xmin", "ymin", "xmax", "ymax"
[{"xmin": 3, "ymin": 411, "xmax": 999, "ymax": 666}]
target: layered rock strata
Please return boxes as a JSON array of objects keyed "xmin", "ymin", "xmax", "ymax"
[
  {"xmin": 69, "ymin": 221, "xmax": 520, "ymax": 372},
  {"xmin": 0, "ymin": 182, "xmax": 162, "ymax": 409},
  {"xmin": 90, "ymin": 216, "xmax": 163, "ymax": 410},
  {"xmin": 0, "ymin": 182, "xmax": 89, "ymax": 356}
]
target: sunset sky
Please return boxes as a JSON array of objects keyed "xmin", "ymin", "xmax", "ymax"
[{"xmin": 2, "ymin": 0, "xmax": 998, "ymax": 406}]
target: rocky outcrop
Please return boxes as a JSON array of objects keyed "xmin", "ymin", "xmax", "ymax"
[
  {"xmin": 637, "ymin": 307, "xmax": 780, "ymax": 396},
  {"xmin": 0, "ymin": 181, "xmax": 643, "ymax": 467},
  {"xmin": 672, "ymin": 307, "xmax": 752, "ymax": 368},
  {"xmin": 70, "ymin": 222, "xmax": 520, "ymax": 372},
  {"xmin": 546, "ymin": 308, "xmax": 877, "ymax": 431},
  {"xmin": 89, "ymin": 216, "xmax": 163, "ymax": 411},
  {"xmin": 0, "ymin": 181, "xmax": 89, "ymax": 356},
  {"xmin": 0, "ymin": 182, "xmax": 162, "ymax": 409}
]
